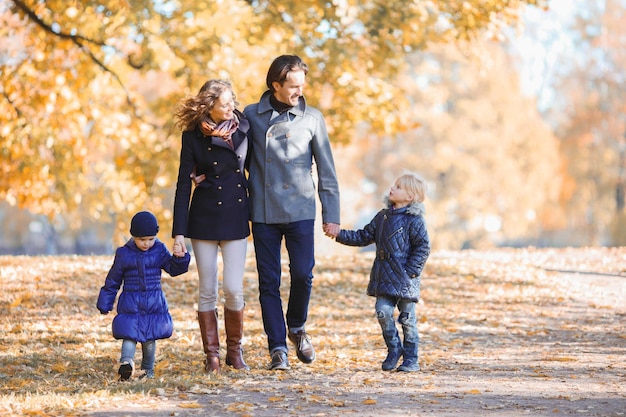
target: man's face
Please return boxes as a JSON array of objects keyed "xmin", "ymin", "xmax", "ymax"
[{"xmin": 272, "ymin": 70, "xmax": 305, "ymax": 107}]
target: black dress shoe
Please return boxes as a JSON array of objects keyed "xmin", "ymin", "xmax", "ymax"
[
  {"xmin": 288, "ymin": 330, "xmax": 315, "ymax": 364},
  {"xmin": 269, "ymin": 350, "xmax": 290, "ymax": 370}
]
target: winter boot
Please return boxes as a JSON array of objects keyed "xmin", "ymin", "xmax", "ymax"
[
  {"xmin": 378, "ymin": 311, "xmax": 403, "ymax": 371},
  {"xmin": 382, "ymin": 347, "xmax": 404, "ymax": 371},
  {"xmin": 224, "ymin": 307, "xmax": 249, "ymax": 370},
  {"xmin": 198, "ymin": 310, "xmax": 220, "ymax": 373},
  {"xmin": 397, "ymin": 339, "xmax": 420, "ymax": 372}
]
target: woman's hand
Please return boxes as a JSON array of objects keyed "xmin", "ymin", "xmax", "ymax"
[{"xmin": 173, "ymin": 235, "xmax": 188, "ymax": 257}]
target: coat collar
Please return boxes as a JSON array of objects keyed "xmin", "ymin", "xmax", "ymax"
[
  {"xmin": 257, "ymin": 90, "xmax": 306, "ymax": 118},
  {"xmin": 383, "ymin": 196, "xmax": 425, "ymax": 217}
]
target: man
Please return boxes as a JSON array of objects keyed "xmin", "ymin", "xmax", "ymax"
[{"xmin": 244, "ymin": 55, "xmax": 341, "ymax": 370}]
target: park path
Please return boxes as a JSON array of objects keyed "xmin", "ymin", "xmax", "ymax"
[{"xmin": 86, "ymin": 253, "xmax": 626, "ymax": 417}]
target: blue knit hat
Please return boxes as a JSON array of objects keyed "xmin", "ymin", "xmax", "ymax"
[{"xmin": 130, "ymin": 211, "xmax": 159, "ymax": 237}]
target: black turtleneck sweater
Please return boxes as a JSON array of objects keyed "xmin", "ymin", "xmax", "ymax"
[{"xmin": 269, "ymin": 94, "xmax": 293, "ymax": 114}]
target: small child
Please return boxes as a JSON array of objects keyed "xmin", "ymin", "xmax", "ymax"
[
  {"xmin": 332, "ymin": 173, "xmax": 430, "ymax": 372},
  {"xmin": 97, "ymin": 211, "xmax": 191, "ymax": 381}
]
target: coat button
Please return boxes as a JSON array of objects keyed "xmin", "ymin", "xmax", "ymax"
[
  {"xmin": 237, "ymin": 184, "xmax": 242, "ymax": 187},
  {"xmin": 238, "ymin": 198, "xmax": 242, "ymax": 202},
  {"xmin": 286, "ymin": 132, "xmax": 291, "ymax": 138},
  {"xmin": 218, "ymin": 186, "xmax": 222, "ymax": 190},
  {"xmin": 284, "ymin": 159, "xmax": 290, "ymax": 163},
  {"xmin": 283, "ymin": 184, "xmax": 289, "ymax": 189},
  {"xmin": 215, "ymin": 175, "xmax": 220, "ymax": 179},
  {"xmin": 208, "ymin": 147, "xmax": 212, "ymax": 151},
  {"xmin": 267, "ymin": 158, "xmax": 272, "ymax": 162},
  {"xmin": 235, "ymin": 169, "xmax": 240, "ymax": 173},
  {"xmin": 213, "ymin": 161, "xmax": 218, "ymax": 165},
  {"xmin": 217, "ymin": 201, "xmax": 223, "ymax": 205}
]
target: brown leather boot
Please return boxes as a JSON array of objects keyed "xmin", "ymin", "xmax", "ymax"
[
  {"xmin": 197, "ymin": 310, "xmax": 220, "ymax": 373},
  {"xmin": 224, "ymin": 307, "xmax": 249, "ymax": 370}
]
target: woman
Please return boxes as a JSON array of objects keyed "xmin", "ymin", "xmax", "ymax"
[{"xmin": 172, "ymin": 80, "xmax": 250, "ymax": 372}]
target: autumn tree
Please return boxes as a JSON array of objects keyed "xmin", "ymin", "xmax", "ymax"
[
  {"xmin": 340, "ymin": 41, "xmax": 561, "ymax": 249},
  {"xmin": 538, "ymin": 0, "xmax": 626, "ymax": 245},
  {"xmin": 0, "ymin": 0, "xmax": 546, "ymax": 245}
]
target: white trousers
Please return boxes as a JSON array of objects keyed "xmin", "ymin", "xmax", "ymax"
[{"xmin": 191, "ymin": 238, "xmax": 247, "ymax": 312}]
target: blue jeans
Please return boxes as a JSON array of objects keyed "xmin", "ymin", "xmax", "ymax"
[
  {"xmin": 375, "ymin": 296, "xmax": 419, "ymax": 361},
  {"xmin": 252, "ymin": 220, "xmax": 315, "ymax": 353},
  {"xmin": 120, "ymin": 339, "xmax": 156, "ymax": 376}
]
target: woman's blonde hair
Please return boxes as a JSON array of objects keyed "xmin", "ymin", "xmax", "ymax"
[
  {"xmin": 174, "ymin": 79, "xmax": 239, "ymax": 132},
  {"xmin": 396, "ymin": 172, "xmax": 426, "ymax": 203}
]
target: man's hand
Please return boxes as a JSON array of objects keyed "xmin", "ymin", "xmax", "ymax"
[
  {"xmin": 323, "ymin": 223, "xmax": 340, "ymax": 238},
  {"xmin": 190, "ymin": 171, "xmax": 206, "ymax": 186}
]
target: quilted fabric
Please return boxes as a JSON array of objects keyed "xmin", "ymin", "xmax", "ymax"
[
  {"xmin": 336, "ymin": 199, "xmax": 430, "ymax": 301},
  {"xmin": 96, "ymin": 238, "xmax": 190, "ymax": 342}
]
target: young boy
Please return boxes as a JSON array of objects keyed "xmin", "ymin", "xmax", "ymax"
[
  {"xmin": 331, "ymin": 173, "xmax": 430, "ymax": 372},
  {"xmin": 97, "ymin": 211, "xmax": 190, "ymax": 380}
]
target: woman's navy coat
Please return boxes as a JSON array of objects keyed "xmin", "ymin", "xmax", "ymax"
[
  {"xmin": 336, "ymin": 199, "xmax": 430, "ymax": 302},
  {"xmin": 97, "ymin": 238, "xmax": 190, "ymax": 343},
  {"xmin": 172, "ymin": 110, "xmax": 250, "ymax": 241}
]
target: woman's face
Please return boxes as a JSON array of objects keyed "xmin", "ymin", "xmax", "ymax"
[{"xmin": 209, "ymin": 90, "xmax": 235, "ymax": 123}]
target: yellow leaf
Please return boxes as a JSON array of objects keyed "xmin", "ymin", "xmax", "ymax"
[
  {"xmin": 363, "ymin": 399, "xmax": 377, "ymax": 405},
  {"xmin": 51, "ymin": 363, "xmax": 68, "ymax": 373},
  {"xmin": 178, "ymin": 402, "xmax": 202, "ymax": 409},
  {"xmin": 10, "ymin": 296, "xmax": 23, "ymax": 308}
]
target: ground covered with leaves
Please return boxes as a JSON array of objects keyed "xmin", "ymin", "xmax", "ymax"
[{"xmin": 0, "ymin": 247, "xmax": 624, "ymax": 416}]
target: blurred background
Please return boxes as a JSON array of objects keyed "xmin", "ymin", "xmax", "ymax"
[{"xmin": 2, "ymin": 0, "xmax": 625, "ymax": 255}]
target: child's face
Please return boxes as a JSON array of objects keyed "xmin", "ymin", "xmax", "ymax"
[
  {"xmin": 389, "ymin": 181, "xmax": 414, "ymax": 208},
  {"xmin": 133, "ymin": 236, "xmax": 157, "ymax": 251}
]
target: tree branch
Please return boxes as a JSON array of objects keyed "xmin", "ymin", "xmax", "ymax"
[
  {"xmin": 11, "ymin": 0, "xmax": 106, "ymax": 47},
  {"xmin": 11, "ymin": 0, "xmax": 137, "ymax": 111},
  {"xmin": 3, "ymin": 90, "xmax": 23, "ymax": 118}
]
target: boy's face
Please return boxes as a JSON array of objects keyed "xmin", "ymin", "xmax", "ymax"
[
  {"xmin": 133, "ymin": 236, "xmax": 157, "ymax": 252},
  {"xmin": 389, "ymin": 181, "xmax": 414, "ymax": 208}
]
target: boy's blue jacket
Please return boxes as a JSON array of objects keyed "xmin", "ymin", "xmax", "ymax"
[
  {"xmin": 336, "ymin": 199, "xmax": 430, "ymax": 301},
  {"xmin": 97, "ymin": 238, "xmax": 190, "ymax": 343}
]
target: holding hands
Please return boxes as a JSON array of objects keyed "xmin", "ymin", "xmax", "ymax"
[
  {"xmin": 173, "ymin": 235, "xmax": 188, "ymax": 257},
  {"xmin": 323, "ymin": 223, "xmax": 340, "ymax": 239}
]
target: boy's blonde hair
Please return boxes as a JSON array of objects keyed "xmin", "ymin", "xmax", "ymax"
[{"xmin": 396, "ymin": 173, "xmax": 426, "ymax": 203}]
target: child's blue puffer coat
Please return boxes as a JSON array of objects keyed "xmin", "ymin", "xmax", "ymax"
[
  {"xmin": 336, "ymin": 199, "xmax": 430, "ymax": 302},
  {"xmin": 97, "ymin": 238, "xmax": 190, "ymax": 343}
]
